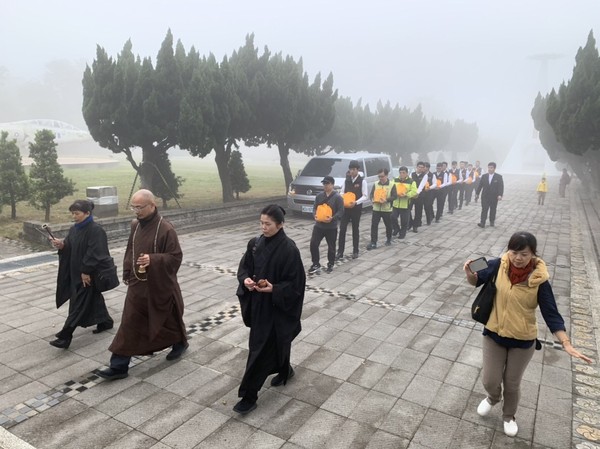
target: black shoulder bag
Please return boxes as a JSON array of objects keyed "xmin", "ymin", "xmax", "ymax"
[
  {"xmin": 471, "ymin": 263, "xmax": 500, "ymax": 324},
  {"xmin": 95, "ymin": 257, "xmax": 120, "ymax": 292}
]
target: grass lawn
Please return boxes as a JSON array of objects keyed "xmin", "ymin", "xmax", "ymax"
[{"xmin": 0, "ymin": 157, "xmax": 299, "ymax": 241}]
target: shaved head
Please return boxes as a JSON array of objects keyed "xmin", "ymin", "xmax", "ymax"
[{"xmin": 132, "ymin": 189, "xmax": 156, "ymax": 205}]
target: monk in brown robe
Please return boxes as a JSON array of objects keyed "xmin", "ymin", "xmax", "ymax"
[{"xmin": 98, "ymin": 189, "xmax": 188, "ymax": 380}]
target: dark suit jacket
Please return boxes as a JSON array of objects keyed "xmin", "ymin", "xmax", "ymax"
[{"xmin": 476, "ymin": 173, "xmax": 504, "ymax": 199}]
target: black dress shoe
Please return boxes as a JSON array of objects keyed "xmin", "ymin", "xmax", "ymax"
[
  {"xmin": 489, "ymin": 222, "xmax": 495, "ymax": 227},
  {"xmin": 271, "ymin": 366, "xmax": 295, "ymax": 387},
  {"xmin": 92, "ymin": 321, "xmax": 114, "ymax": 334},
  {"xmin": 166, "ymin": 341, "xmax": 189, "ymax": 361},
  {"xmin": 97, "ymin": 368, "xmax": 128, "ymax": 380},
  {"xmin": 233, "ymin": 398, "xmax": 257, "ymax": 415},
  {"xmin": 477, "ymin": 223, "xmax": 485, "ymax": 228},
  {"xmin": 352, "ymin": 252, "xmax": 359, "ymax": 259},
  {"xmin": 49, "ymin": 338, "xmax": 71, "ymax": 349}
]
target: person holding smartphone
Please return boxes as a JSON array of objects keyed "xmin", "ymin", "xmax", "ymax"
[{"xmin": 463, "ymin": 231, "xmax": 592, "ymax": 437}]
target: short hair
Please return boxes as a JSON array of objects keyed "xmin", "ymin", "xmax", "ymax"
[
  {"xmin": 488, "ymin": 162, "xmax": 497, "ymax": 168},
  {"xmin": 451, "ymin": 161, "xmax": 457, "ymax": 165},
  {"xmin": 261, "ymin": 204, "xmax": 286, "ymax": 225},
  {"xmin": 507, "ymin": 232, "xmax": 537, "ymax": 256},
  {"xmin": 436, "ymin": 163, "xmax": 443, "ymax": 168},
  {"xmin": 416, "ymin": 161, "xmax": 425, "ymax": 167},
  {"xmin": 424, "ymin": 162, "xmax": 431, "ymax": 169},
  {"xmin": 399, "ymin": 166, "xmax": 408, "ymax": 173},
  {"xmin": 69, "ymin": 199, "xmax": 94, "ymax": 213},
  {"xmin": 378, "ymin": 168, "xmax": 389, "ymax": 175},
  {"xmin": 348, "ymin": 160, "xmax": 360, "ymax": 169}
]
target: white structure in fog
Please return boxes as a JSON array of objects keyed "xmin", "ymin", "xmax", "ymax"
[
  {"xmin": 500, "ymin": 128, "xmax": 558, "ymax": 175},
  {"xmin": 0, "ymin": 119, "xmax": 90, "ymax": 146}
]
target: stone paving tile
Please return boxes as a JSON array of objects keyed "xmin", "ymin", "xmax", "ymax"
[
  {"xmin": 136, "ymin": 398, "xmax": 203, "ymax": 441},
  {"xmin": 411, "ymin": 409, "xmax": 461, "ymax": 449},
  {"xmin": 401, "ymin": 375, "xmax": 443, "ymax": 408},
  {"xmin": 103, "ymin": 430, "xmax": 159, "ymax": 449},
  {"xmin": 160, "ymin": 407, "xmax": 229, "ymax": 449},
  {"xmin": 288, "ymin": 408, "xmax": 346, "ymax": 449},
  {"xmin": 346, "ymin": 360, "xmax": 389, "ymax": 389},
  {"xmin": 320, "ymin": 381, "xmax": 369, "ymax": 417}
]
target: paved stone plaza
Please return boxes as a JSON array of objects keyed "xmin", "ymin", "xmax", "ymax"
[{"xmin": 0, "ymin": 174, "xmax": 599, "ymax": 449}]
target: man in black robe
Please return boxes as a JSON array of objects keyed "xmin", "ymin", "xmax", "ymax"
[
  {"xmin": 235, "ymin": 205, "xmax": 306, "ymax": 414},
  {"xmin": 98, "ymin": 189, "xmax": 188, "ymax": 380}
]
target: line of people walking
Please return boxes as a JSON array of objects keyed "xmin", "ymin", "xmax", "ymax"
[{"xmin": 308, "ymin": 159, "xmax": 504, "ymax": 274}]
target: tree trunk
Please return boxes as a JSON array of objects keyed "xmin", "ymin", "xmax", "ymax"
[
  {"xmin": 278, "ymin": 141, "xmax": 293, "ymax": 195},
  {"xmin": 45, "ymin": 204, "xmax": 50, "ymax": 222},
  {"xmin": 140, "ymin": 147, "xmax": 158, "ymax": 191},
  {"xmin": 10, "ymin": 198, "xmax": 16, "ymax": 220},
  {"xmin": 215, "ymin": 144, "xmax": 234, "ymax": 203}
]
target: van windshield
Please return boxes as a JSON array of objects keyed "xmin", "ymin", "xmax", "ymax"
[{"xmin": 301, "ymin": 158, "xmax": 351, "ymax": 178}]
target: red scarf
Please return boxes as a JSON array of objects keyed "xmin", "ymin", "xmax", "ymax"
[{"xmin": 508, "ymin": 260, "xmax": 535, "ymax": 285}]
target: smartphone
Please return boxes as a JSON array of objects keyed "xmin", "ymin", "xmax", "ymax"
[{"xmin": 469, "ymin": 257, "xmax": 488, "ymax": 272}]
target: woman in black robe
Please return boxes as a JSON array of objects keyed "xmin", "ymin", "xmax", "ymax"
[
  {"xmin": 49, "ymin": 200, "xmax": 114, "ymax": 349},
  {"xmin": 234, "ymin": 205, "xmax": 306, "ymax": 414}
]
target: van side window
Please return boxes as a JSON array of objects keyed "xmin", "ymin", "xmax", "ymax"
[{"xmin": 365, "ymin": 158, "xmax": 386, "ymax": 177}]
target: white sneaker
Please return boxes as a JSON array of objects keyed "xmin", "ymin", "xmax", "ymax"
[
  {"xmin": 477, "ymin": 398, "xmax": 493, "ymax": 416},
  {"xmin": 503, "ymin": 419, "xmax": 518, "ymax": 437}
]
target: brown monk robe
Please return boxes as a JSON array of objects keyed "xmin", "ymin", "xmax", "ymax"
[{"xmin": 98, "ymin": 189, "xmax": 188, "ymax": 380}]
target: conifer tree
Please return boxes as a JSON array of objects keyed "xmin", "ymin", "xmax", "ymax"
[
  {"xmin": 28, "ymin": 130, "xmax": 74, "ymax": 221},
  {"xmin": 0, "ymin": 131, "xmax": 30, "ymax": 219},
  {"xmin": 228, "ymin": 150, "xmax": 251, "ymax": 199}
]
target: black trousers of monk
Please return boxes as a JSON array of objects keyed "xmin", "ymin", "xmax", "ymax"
[
  {"xmin": 435, "ymin": 189, "xmax": 447, "ymax": 221},
  {"xmin": 310, "ymin": 226, "xmax": 337, "ymax": 266},
  {"xmin": 338, "ymin": 205, "xmax": 362, "ymax": 255},
  {"xmin": 392, "ymin": 207, "xmax": 410, "ymax": 238},
  {"xmin": 480, "ymin": 196, "xmax": 499, "ymax": 225},
  {"xmin": 371, "ymin": 210, "xmax": 393, "ymax": 243},
  {"xmin": 239, "ymin": 327, "xmax": 286, "ymax": 402}
]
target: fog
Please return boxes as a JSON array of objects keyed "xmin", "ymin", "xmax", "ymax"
[{"xmin": 3, "ymin": 0, "xmax": 600, "ymax": 158}]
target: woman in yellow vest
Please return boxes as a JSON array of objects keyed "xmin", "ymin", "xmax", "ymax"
[
  {"xmin": 463, "ymin": 232, "xmax": 591, "ymax": 437},
  {"xmin": 536, "ymin": 177, "xmax": 548, "ymax": 205}
]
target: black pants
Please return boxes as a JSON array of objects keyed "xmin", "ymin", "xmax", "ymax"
[
  {"xmin": 411, "ymin": 196, "xmax": 423, "ymax": 229},
  {"xmin": 463, "ymin": 184, "xmax": 474, "ymax": 205},
  {"xmin": 338, "ymin": 205, "xmax": 362, "ymax": 255},
  {"xmin": 371, "ymin": 210, "xmax": 392, "ymax": 243},
  {"xmin": 423, "ymin": 191, "xmax": 435, "ymax": 224},
  {"xmin": 392, "ymin": 207, "xmax": 410, "ymax": 238},
  {"xmin": 109, "ymin": 353, "xmax": 132, "ymax": 373},
  {"xmin": 310, "ymin": 226, "xmax": 337, "ymax": 266},
  {"xmin": 480, "ymin": 197, "xmax": 499, "ymax": 225},
  {"xmin": 448, "ymin": 185, "xmax": 458, "ymax": 212},
  {"xmin": 435, "ymin": 190, "xmax": 447, "ymax": 220}
]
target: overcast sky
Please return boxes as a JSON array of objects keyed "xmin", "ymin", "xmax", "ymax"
[{"xmin": 3, "ymin": 0, "xmax": 600, "ymax": 141}]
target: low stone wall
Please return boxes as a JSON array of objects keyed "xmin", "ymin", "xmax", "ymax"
[{"xmin": 23, "ymin": 197, "xmax": 287, "ymax": 246}]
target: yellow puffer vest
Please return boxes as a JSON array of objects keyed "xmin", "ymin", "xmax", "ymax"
[{"xmin": 484, "ymin": 254, "xmax": 550, "ymax": 340}]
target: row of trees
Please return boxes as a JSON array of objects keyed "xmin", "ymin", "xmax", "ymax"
[
  {"xmin": 312, "ymin": 98, "xmax": 478, "ymax": 166},
  {"xmin": 83, "ymin": 32, "xmax": 336, "ymax": 201},
  {"xmin": 532, "ymin": 30, "xmax": 600, "ymax": 193},
  {"xmin": 83, "ymin": 31, "xmax": 478, "ymax": 203},
  {"xmin": 0, "ymin": 130, "xmax": 74, "ymax": 220}
]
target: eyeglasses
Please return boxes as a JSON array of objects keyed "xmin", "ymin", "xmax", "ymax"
[{"xmin": 129, "ymin": 204, "xmax": 150, "ymax": 212}]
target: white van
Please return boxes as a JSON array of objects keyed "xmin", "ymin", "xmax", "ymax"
[{"xmin": 287, "ymin": 153, "xmax": 392, "ymax": 214}]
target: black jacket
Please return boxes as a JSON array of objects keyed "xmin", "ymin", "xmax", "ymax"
[{"xmin": 476, "ymin": 173, "xmax": 504, "ymax": 199}]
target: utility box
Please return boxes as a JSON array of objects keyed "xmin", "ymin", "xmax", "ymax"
[{"xmin": 87, "ymin": 186, "xmax": 118, "ymax": 218}]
